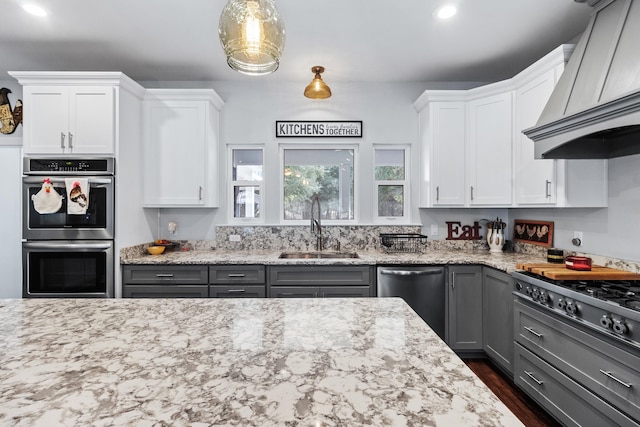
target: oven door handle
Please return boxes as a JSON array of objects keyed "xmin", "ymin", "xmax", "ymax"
[
  {"xmin": 23, "ymin": 177, "xmax": 113, "ymax": 185},
  {"xmin": 23, "ymin": 242, "xmax": 113, "ymax": 250}
]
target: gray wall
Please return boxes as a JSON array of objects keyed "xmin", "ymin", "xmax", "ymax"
[{"xmin": 0, "ymin": 79, "xmax": 23, "ymax": 297}]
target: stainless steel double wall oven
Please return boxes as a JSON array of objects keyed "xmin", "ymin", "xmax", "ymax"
[{"xmin": 22, "ymin": 158, "xmax": 115, "ymax": 298}]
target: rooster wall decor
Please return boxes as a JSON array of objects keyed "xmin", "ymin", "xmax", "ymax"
[
  {"xmin": 513, "ymin": 219, "xmax": 554, "ymax": 247},
  {"xmin": 0, "ymin": 88, "xmax": 23, "ymax": 135}
]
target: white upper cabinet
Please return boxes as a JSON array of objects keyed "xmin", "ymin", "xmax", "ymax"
[
  {"xmin": 414, "ymin": 44, "xmax": 608, "ymax": 209},
  {"xmin": 143, "ymin": 89, "xmax": 224, "ymax": 208},
  {"xmin": 468, "ymin": 91, "xmax": 513, "ymax": 206},
  {"xmin": 514, "ymin": 67, "xmax": 558, "ymax": 204},
  {"xmin": 512, "ymin": 46, "xmax": 608, "ymax": 207},
  {"xmin": 416, "ymin": 96, "xmax": 466, "ymax": 206},
  {"xmin": 9, "ymin": 72, "xmax": 138, "ymax": 155}
]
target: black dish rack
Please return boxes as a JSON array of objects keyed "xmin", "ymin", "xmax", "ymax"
[{"xmin": 380, "ymin": 233, "xmax": 428, "ymax": 253}]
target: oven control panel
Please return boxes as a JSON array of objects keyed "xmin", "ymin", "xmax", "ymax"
[{"xmin": 24, "ymin": 158, "xmax": 115, "ymax": 175}]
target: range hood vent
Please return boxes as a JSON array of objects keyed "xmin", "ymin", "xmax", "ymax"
[{"xmin": 524, "ymin": 0, "xmax": 640, "ymax": 159}]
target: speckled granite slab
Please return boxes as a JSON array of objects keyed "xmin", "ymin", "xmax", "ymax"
[
  {"xmin": 121, "ymin": 248, "xmax": 547, "ymax": 274},
  {"xmin": 0, "ymin": 298, "xmax": 523, "ymax": 426}
]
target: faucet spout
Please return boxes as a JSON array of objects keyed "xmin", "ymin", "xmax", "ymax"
[{"xmin": 310, "ymin": 195, "xmax": 322, "ymax": 251}]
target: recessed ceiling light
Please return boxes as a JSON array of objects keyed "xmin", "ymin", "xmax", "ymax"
[
  {"xmin": 434, "ymin": 4, "xmax": 457, "ymax": 20},
  {"xmin": 22, "ymin": 3, "xmax": 48, "ymax": 17}
]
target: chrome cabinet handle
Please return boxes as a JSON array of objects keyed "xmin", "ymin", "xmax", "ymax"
[
  {"xmin": 155, "ymin": 274, "xmax": 175, "ymax": 278},
  {"xmin": 600, "ymin": 370, "xmax": 632, "ymax": 388},
  {"xmin": 199, "ymin": 186, "xmax": 203, "ymax": 201},
  {"xmin": 227, "ymin": 289, "xmax": 246, "ymax": 293},
  {"xmin": 380, "ymin": 269, "xmax": 442, "ymax": 276},
  {"xmin": 524, "ymin": 326, "xmax": 543, "ymax": 338},
  {"xmin": 68, "ymin": 132, "xmax": 73, "ymax": 149},
  {"xmin": 227, "ymin": 273, "xmax": 246, "ymax": 278},
  {"xmin": 470, "ymin": 186, "xmax": 474, "ymax": 201},
  {"xmin": 61, "ymin": 132, "xmax": 66, "ymax": 149},
  {"xmin": 524, "ymin": 371, "xmax": 544, "ymax": 385},
  {"xmin": 451, "ymin": 271, "xmax": 455, "ymax": 289},
  {"xmin": 436, "ymin": 186, "xmax": 440, "ymax": 202},
  {"xmin": 545, "ymin": 180, "xmax": 551, "ymax": 198}
]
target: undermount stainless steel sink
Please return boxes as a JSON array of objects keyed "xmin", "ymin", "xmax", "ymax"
[{"xmin": 278, "ymin": 252, "xmax": 359, "ymax": 259}]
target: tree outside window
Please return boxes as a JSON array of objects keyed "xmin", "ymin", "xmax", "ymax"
[{"xmin": 283, "ymin": 149, "xmax": 354, "ymax": 221}]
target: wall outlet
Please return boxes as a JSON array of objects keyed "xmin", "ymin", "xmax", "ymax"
[
  {"xmin": 167, "ymin": 221, "xmax": 177, "ymax": 234},
  {"xmin": 430, "ymin": 224, "xmax": 439, "ymax": 236},
  {"xmin": 229, "ymin": 234, "xmax": 241, "ymax": 242}
]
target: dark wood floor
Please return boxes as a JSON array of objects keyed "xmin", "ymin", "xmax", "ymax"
[{"xmin": 465, "ymin": 359, "xmax": 561, "ymax": 427}]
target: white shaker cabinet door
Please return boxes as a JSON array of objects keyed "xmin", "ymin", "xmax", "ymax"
[
  {"xmin": 67, "ymin": 86, "xmax": 116, "ymax": 154},
  {"xmin": 514, "ymin": 68, "xmax": 558, "ymax": 204},
  {"xmin": 22, "ymin": 86, "xmax": 68, "ymax": 154},
  {"xmin": 428, "ymin": 102, "xmax": 466, "ymax": 206},
  {"xmin": 143, "ymin": 100, "xmax": 207, "ymax": 206},
  {"xmin": 468, "ymin": 92, "xmax": 513, "ymax": 206}
]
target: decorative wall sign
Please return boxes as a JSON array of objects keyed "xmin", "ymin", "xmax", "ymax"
[
  {"xmin": 276, "ymin": 121, "xmax": 362, "ymax": 138},
  {"xmin": 446, "ymin": 221, "xmax": 483, "ymax": 240},
  {"xmin": 0, "ymin": 88, "xmax": 22, "ymax": 135},
  {"xmin": 513, "ymin": 219, "xmax": 554, "ymax": 247}
]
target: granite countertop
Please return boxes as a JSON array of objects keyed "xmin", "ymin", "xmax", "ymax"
[
  {"xmin": 121, "ymin": 248, "xmax": 546, "ymax": 274},
  {"xmin": 0, "ymin": 298, "xmax": 522, "ymax": 426}
]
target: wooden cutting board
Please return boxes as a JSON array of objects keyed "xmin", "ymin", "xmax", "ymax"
[{"xmin": 516, "ymin": 263, "xmax": 640, "ymax": 280}]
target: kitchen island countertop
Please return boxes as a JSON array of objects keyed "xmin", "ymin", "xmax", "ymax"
[
  {"xmin": 0, "ymin": 297, "xmax": 522, "ymax": 426},
  {"xmin": 121, "ymin": 248, "xmax": 546, "ymax": 273}
]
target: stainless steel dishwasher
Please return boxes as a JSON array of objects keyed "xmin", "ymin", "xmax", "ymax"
[{"xmin": 377, "ymin": 266, "xmax": 445, "ymax": 339}]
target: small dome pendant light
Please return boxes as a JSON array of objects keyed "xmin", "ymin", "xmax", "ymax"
[
  {"xmin": 304, "ymin": 66, "xmax": 332, "ymax": 99},
  {"xmin": 218, "ymin": 0, "xmax": 286, "ymax": 76}
]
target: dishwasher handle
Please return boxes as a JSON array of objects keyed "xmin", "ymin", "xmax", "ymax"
[{"xmin": 379, "ymin": 268, "xmax": 442, "ymax": 277}]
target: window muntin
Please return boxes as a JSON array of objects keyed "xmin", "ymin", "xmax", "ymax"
[
  {"xmin": 231, "ymin": 148, "xmax": 263, "ymax": 221},
  {"xmin": 283, "ymin": 148, "xmax": 355, "ymax": 221}
]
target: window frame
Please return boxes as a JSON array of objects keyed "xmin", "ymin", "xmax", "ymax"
[
  {"xmin": 373, "ymin": 145, "xmax": 410, "ymax": 224},
  {"xmin": 228, "ymin": 145, "xmax": 265, "ymax": 224},
  {"xmin": 279, "ymin": 144, "xmax": 359, "ymax": 225}
]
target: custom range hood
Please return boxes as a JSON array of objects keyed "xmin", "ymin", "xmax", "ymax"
[{"xmin": 524, "ymin": 0, "xmax": 640, "ymax": 159}]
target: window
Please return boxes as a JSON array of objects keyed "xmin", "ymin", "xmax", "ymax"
[
  {"xmin": 282, "ymin": 148, "xmax": 355, "ymax": 221},
  {"xmin": 230, "ymin": 147, "xmax": 263, "ymax": 222},
  {"xmin": 375, "ymin": 147, "xmax": 409, "ymax": 221}
]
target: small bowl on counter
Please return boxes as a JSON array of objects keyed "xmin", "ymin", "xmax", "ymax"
[{"xmin": 146, "ymin": 245, "xmax": 166, "ymax": 255}]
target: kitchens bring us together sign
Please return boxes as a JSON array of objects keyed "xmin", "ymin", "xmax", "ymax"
[{"xmin": 276, "ymin": 121, "xmax": 362, "ymax": 138}]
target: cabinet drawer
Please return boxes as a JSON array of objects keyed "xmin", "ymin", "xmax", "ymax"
[
  {"xmin": 123, "ymin": 285, "xmax": 208, "ymax": 298},
  {"xmin": 123, "ymin": 265, "xmax": 208, "ymax": 284},
  {"xmin": 268, "ymin": 266, "xmax": 371, "ymax": 286},
  {"xmin": 209, "ymin": 265, "xmax": 265, "ymax": 284},
  {"xmin": 515, "ymin": 300, "xmax": 640, "ymax": 419},
  {"xmin": 515, "ymin": 343, "xmax": 638, "ymax": 427},
  {"xmin": 209, "ymin": 285, "xmax": 266, "ymax": 298}
]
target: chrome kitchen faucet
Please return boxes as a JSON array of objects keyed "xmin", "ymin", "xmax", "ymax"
[{"xmin": 310, "ymin": 195, "xmax": 322, "ymax": 251}]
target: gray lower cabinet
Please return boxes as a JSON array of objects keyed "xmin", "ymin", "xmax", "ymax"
[
  {"xmin": 446, "ymin": 265, "xmax": 483, "ymax": 352},
  {"xmin": 515, "ymin": 299, "xmax": 640, "ymax": 426},
  {"xmin": 483, "ymin": 267, "xmax": 514, "ymax": 375},
  {"xmin": 267, "ymin": 266, "xmax": 373, "ymax": 298},
  {"xmin": 122, "ymin": 265, "xmax": 209, "ymax": 298},
  {"xmin": 209, "ymin": 265, "xmax": 266, "ymax": 298}
]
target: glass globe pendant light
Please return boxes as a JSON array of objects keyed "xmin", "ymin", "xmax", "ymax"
[
  {"xmin": 304, "ymin": 66, "xmax": 332, "ymax": 99},
  {"xmin": 218, "ymin": 0, "xmax": 286, "ymax": 76}
]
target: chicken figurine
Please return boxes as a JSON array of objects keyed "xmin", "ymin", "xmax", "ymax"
[{"xmin": 31, "ymin": 178, "xmax": 63, "ymax": 214}]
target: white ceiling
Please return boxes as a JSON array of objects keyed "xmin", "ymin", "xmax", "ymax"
[{"xmin": 1, "ymin": 0, "xmax": 593, "ymax": 84}]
